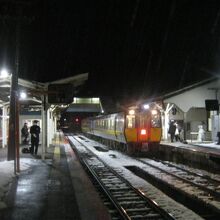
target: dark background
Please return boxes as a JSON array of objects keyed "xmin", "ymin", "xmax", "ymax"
[{"xmin": 0, "ymin": 0, "xmax": 220, "ymax": 105}]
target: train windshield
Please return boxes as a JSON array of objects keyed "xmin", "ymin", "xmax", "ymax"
[
  {"xmin": 126, "ymin": 115, "xmax": 135, "ymax": 128},
  {"xmin": 139, "ymin": 110, "xmax": 161, "ymax": 128},
  {"xmin": 139, "ymin": 114, "xmax": 148, "ymax": 128},
  {"xmin": 151, "ymin": 110, "xmax": 161, "ymax": 128}
]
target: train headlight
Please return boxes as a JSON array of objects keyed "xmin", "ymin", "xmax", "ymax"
[
  {"xmin": 129, "ymin": 109, "xmax": 135, "ymax": 115},
  {"xmin": 151, "ymin": 110, "xmax": 157, "ymax": 115},
  {"xmin": 140, "ymin": 129, "xmax": 147, "ymax": 135}
]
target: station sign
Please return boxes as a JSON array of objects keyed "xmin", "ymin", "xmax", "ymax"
[{"xmin": 205, "ymin": 99, "xmax": 219, "ymax": 111}]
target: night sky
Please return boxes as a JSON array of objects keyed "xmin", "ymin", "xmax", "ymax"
[{"xmin": 0, "ymin": 0, "xmax": 220, "ymax": 105}]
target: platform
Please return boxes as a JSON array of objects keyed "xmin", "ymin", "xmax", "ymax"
[
  {"xmin": 158, "ymin": 140, "xmax": 220, "ymax": 172},
  {"xmin": 0, "ymin": 132, "xmax": 111, "ymax": 220}
]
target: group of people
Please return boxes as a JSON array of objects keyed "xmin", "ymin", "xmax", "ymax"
[
  {"xmin": 21, "ymin": 120, "xmax": 40, "ymax": 155},
  {"xmin": 168, "ymin": 121, "xmax": 182, "ymax": 143}
]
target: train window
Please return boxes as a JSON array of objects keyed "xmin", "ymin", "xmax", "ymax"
[
  {"xmin": 126, "ymin": 115, "xmax": 135, "ymax": 128},
  {"xmin": 116, "ymin": 117, "xmax": 124, "ymax": 131},
  {"xmin": 139, "ymin": 114, "xmax": 148, "ymax": 127},
  {"xmin": 110, "ymin": 119, "xmax": 114, "ymax": 130},
  {"xmin": 151, "ymin": 114, "xmax": 161, "ymax": 128},
  {"xmin": 104, "ymin": 120, "xmax": 107, "ymax": 129}
]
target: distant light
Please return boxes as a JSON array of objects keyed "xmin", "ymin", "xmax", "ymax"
[
  {"xmin": 64, "ymin": 118, "xmax": 66, "ymax": 121},
  {"xmin": 0, "ymin": 69, "xmax": 9, "ymax": 78},
  {"xmin": 101, "ymin": 110, "xmax": 104, "ymax": 113},
  {"xmin": 20, "ymin": 91, "xmax": 27, "ymax": 99},
  {"xmin": 129, "ymin": 109, "xmax": 135, "ymax": 115},
  {"xmin": 75, "ymin": 118, "xmax": 79, "ymax": 122},
  {"xmin": 143, "ymin": 104, "xmax": 150, "ymax": 109}
]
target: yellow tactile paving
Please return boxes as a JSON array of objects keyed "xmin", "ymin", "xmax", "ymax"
[
  {"xmin": 53, "ymin": 133, "xmax": 61, "ymax": 161},
  {"xmin": 54, "ymin": 146, "xmax": 60, "ymax": 155}
]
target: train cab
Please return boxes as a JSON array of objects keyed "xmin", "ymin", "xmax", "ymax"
[{"xmin": 125, "ymin": 105, "xmax": 162, "ymax": 152}]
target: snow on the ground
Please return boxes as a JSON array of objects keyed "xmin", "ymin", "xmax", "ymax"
[
  {"xmin": 161, "ymin": 140, "xmax": 220, "ymax": 150},
  {"xmin": 196, "ymin": 142, "xmax": 220, "ymax": 149},
  {"xmin": 0, "ymin": 159, "xmax": 31, "ymax": 210},
  {"xmin": 68, "ymin": 135, "xmax": 204, "ymax": 220},
  {"xmin": 1, "ymin": 135, "xmax": 217, "ymax": 217}
]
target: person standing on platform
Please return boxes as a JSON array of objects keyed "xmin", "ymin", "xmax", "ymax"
[
  {"xmin": 174, "ymin": 122, "xmax": 180, "ymax": 141},
  {"xmin": 168, "ymin": 121, "xmax": 176, "ymax": 142},
  {"xmin": 21, "ymin": 122, "xmax": 29, "ymax": 144},
  {"xmin": 30, "ymin": 120, "xmax": 40, "ymax": 155}
]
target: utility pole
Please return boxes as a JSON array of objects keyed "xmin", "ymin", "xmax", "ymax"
[
  {"xmin": 8, "ymin": 4, "xmax": 22, "ymax": 165},
  {"xmin": 0, "ymin": 1, "xmax": 36, "ymax": 169},
  {"xmin": 4, "ymin": 0, "xmax": 32, "ymax": 174}
]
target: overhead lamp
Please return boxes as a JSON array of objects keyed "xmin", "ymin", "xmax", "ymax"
[
  {"xmin": 0, "ymin": 69, "xmax": 10, "ymax": 78},
  {"xmin": 19, "ymin": 91, "xmax": 27, "ymax": 99},
  {"xmin": 143, "ymin": 104, "xmax": 150, "ymax": 110}
]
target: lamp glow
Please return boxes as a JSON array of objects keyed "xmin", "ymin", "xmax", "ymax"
[
  {"xmin": 151, "ymin": 109, "xmax": 157, "ymax": 115},
  {"xmin": 20, "ymin": 91, "xmax": 27, "ymax": 99},
  {"xmin": 0, "ymin": 69, "xmax": 9, "ymax": 78},
  {"xmin": 129, "ymin": 109, "xmax": 135, "ymax": 115},
  {"xmin": 143, "ymin": 104, "xmax": 149, "ymax": 109}
]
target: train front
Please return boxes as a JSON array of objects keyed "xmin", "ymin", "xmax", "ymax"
[{"xmin": 125, "ymin": 103, "xmax": 162, "ymax": 153}]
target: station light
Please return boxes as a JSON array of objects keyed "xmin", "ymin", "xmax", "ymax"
[
  {"xmin": 19, "ymin": 91, "xmax": 27, "ymax": 99},
  {"xmin": 143, "ymin": 104, "xmax": 150, "ymax": 110},
  {"xmin": 0, "ymin": 69, "xmax": 10, "ymax": 78}
]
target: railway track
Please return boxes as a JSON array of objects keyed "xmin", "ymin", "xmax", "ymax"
[
  {"xmin": 128, "ymin": 158, "xmax": 220, "ymax": 219},
  {"xmin": 138, "ymin": 158, "xmax": 220, "ymax": 198},
  {"xmin": 69, "ymin": 135, "xmax": 175, "ymax": 220}
]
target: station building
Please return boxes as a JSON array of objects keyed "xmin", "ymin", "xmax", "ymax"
[{"xmin": 160, "ymin": 77, "xmax": 220, "ymax": 143}]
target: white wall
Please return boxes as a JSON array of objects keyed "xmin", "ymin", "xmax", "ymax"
[{"xmin": 164, "ymin": 80, "xmax": 220, "ymax": 112}]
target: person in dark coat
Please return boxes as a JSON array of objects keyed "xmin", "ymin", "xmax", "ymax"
[
  {"xmin": 21, "ymin": 123, "xmax": 29, "ymax": 144},
  {"xmin": 168, "ymin": 121, "xmax": 176, "ymax": 142},
  {"xmin": 30, "ymin": 120, "xmax": 40, "ymax": 155}
]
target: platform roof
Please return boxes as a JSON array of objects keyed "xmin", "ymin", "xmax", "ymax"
[
  {"xmin": 66, "ymin": 97, "xmax": 103, "ymax": 113},
  {"xmin": 0, "ymin": 73, "xmax": 89, "ymax": 108},
  {"xmin": 66, "ymin": 103, "xmax": 101, "ymax": 113}
]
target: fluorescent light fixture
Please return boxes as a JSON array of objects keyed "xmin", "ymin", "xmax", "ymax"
[{"xmin": 20, "ymin": 91, "xmax": 27, "ymax": 99}]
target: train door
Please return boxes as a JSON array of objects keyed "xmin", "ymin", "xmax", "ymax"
[
  {"xmin": 125, "ymin": 112, "xmax": 137, "ymax": 143},
  {"xmin": 138, "ymin": 109, "xmax": 161, "ymax": 142},
  {"xmin": 138, "ymin": 112, "xmax": 149, "ymax": 142},
  {"xmin": 115, "ymin": 113, "xmax": 126, "ymax": 143},
  {"xmin": 149, "ymin": 109, "xmax": 162, "ymax": 142}
]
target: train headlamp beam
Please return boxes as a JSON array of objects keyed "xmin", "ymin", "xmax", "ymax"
[{"xmin": 129, "ymin": 109, "xmax": 135, "ymax": 115}]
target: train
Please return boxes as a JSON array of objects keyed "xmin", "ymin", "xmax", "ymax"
[{"xmin": 81, "ymin": 103, "xmax": 162, "ymax": 154}]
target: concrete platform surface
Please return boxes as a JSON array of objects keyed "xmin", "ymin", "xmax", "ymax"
[{"xmin": 0, "ymin": 133, "xmax": 111, "ymax": 220}]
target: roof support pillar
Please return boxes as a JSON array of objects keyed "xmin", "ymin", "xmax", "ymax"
[
  {"xmin": 41, "ymin": 95, "xmax": 47, "ymax": 160},
  {"xmin": 2, "ymin": 106, "xmax": 8, "ymax": 148}
]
